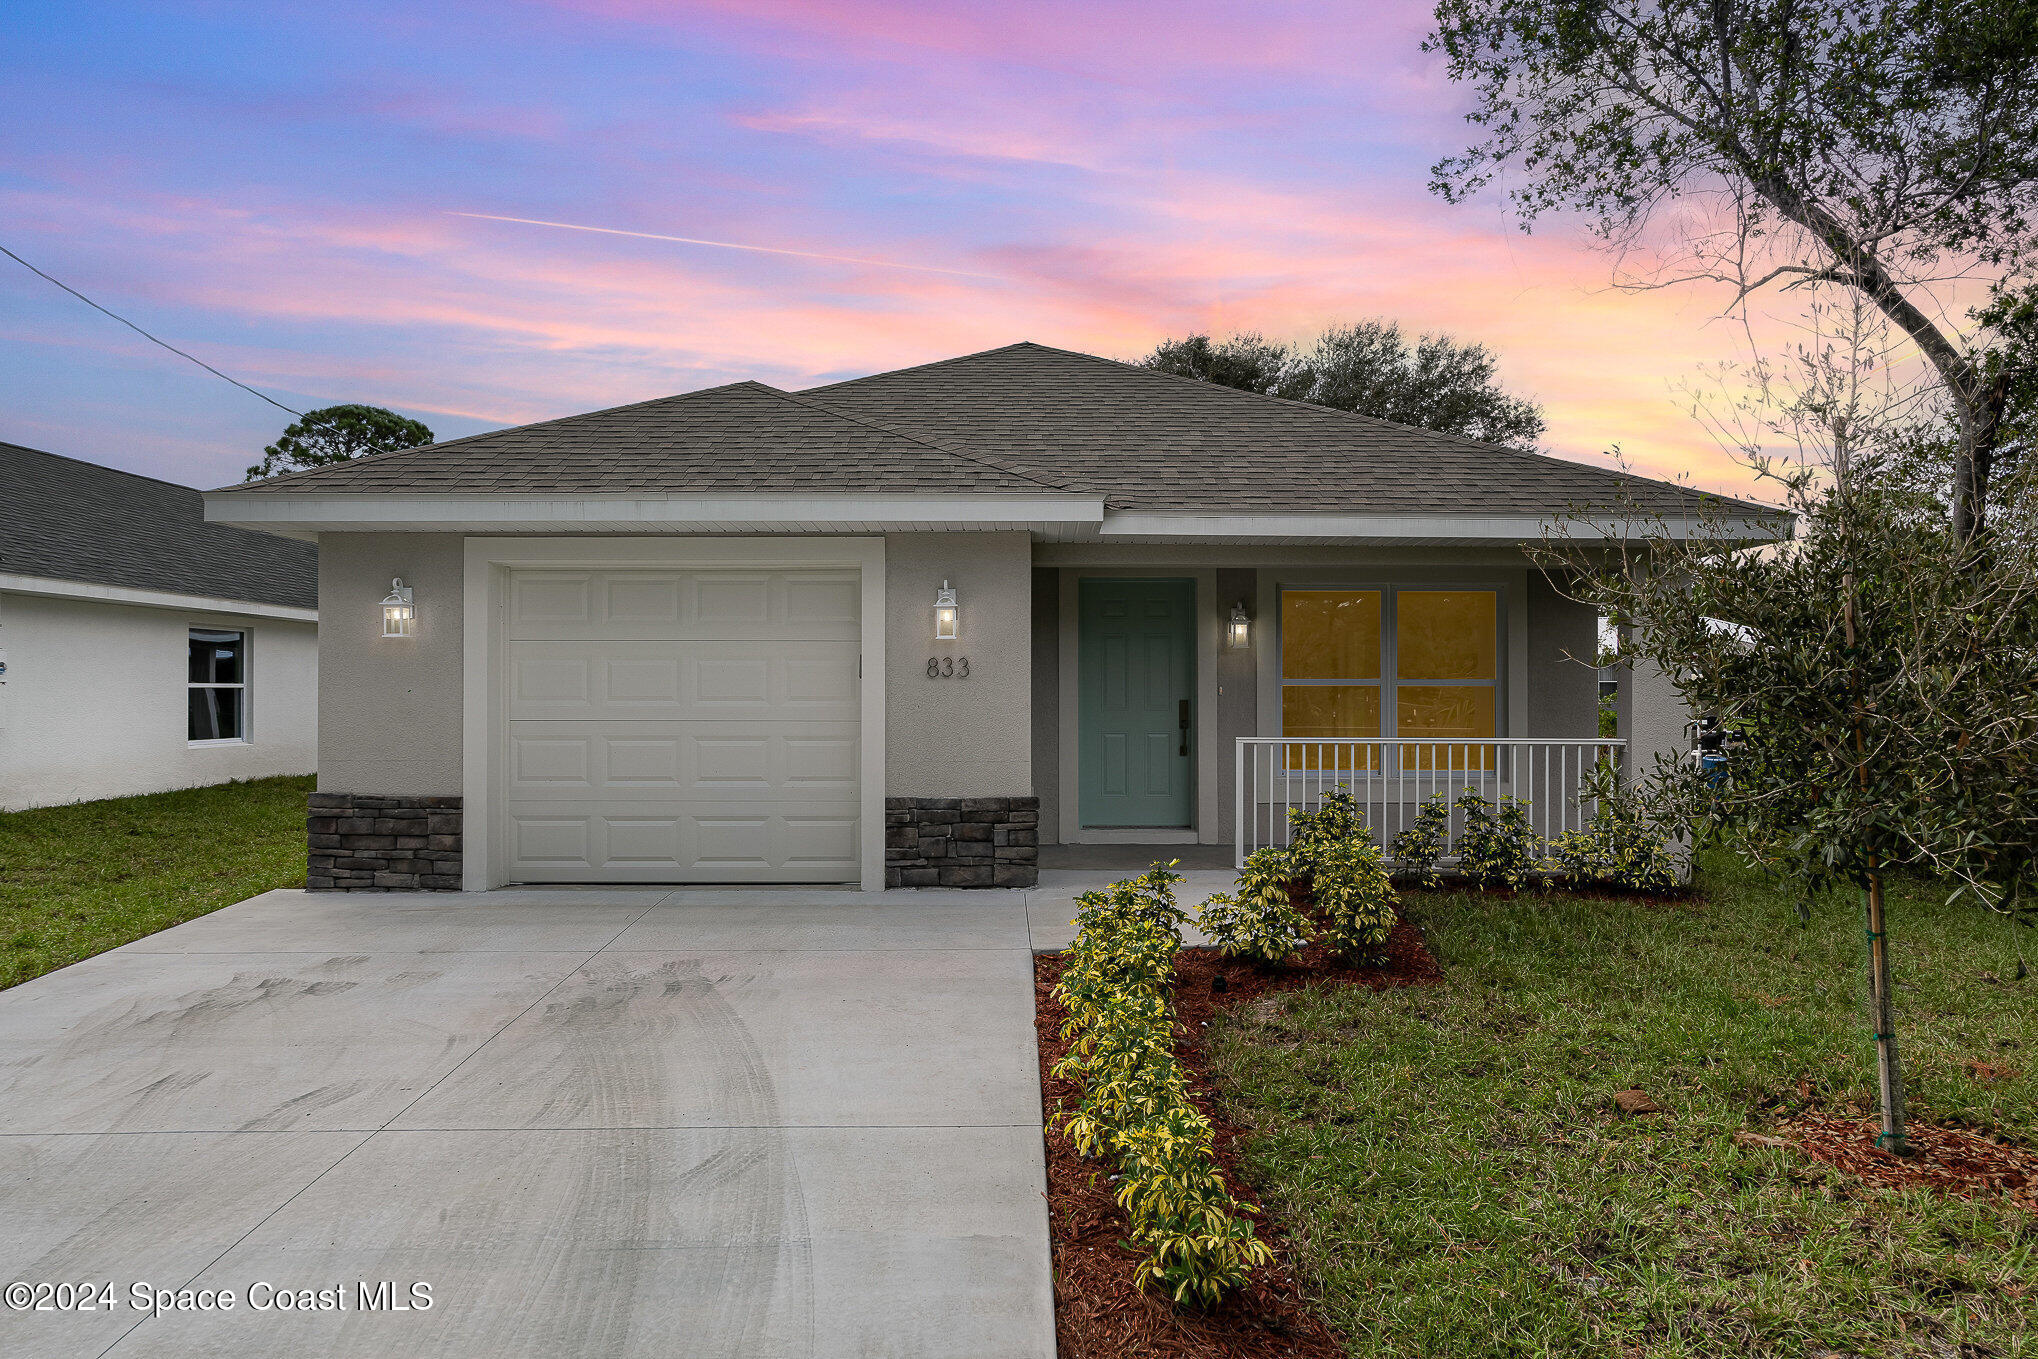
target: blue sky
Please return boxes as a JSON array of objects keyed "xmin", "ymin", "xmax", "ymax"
[{"xmin": 2, "ymin": 0, "xmax": 1772, "ymax": 491}]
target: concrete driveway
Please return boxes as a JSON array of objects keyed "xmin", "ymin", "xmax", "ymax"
[{"xmin": 0, "ymin": 885, "xmax": 1067, "ymax": 1359}]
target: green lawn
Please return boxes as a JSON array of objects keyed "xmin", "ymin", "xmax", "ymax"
[
  {"xmin": 1208, "ymin": 850, "xmax": 2038, "ymax": 1358},
  {"xmin": 0, "ymin": 775, "xmax": 313, "ymax": 990}
]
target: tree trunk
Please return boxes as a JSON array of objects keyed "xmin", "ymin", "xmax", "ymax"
[
  {"xmin": 1747, "ymin": 173, "xmax": 1989, "ymax": 542},
  {"xmin": 1863, "ymin": 872, "xmax": 1912, "ymax": 1154}
]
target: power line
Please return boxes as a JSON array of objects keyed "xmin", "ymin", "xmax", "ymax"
[{"xmin": 1, "ymin": 241, "xmax": 305, "ymax": 418}]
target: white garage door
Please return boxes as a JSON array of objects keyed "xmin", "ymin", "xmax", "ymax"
[{"xmin": 503, "ymin": 568, "xmax": 861, "ymax": 883}]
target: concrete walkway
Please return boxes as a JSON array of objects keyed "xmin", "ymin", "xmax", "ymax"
[{"xmin": 0, "ymin": 876, "xmax": 1224, "ymax": 1359}]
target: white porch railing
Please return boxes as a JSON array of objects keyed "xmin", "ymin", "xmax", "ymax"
[{"xmin": 1235, "ymin": 738, "xmax": 1627, "ymax": 868}]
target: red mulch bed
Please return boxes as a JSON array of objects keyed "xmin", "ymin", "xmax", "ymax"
[
  {"xmin": 1034, "ymin": 920, "xmax": 1442, "ymax": 1358},
  {"xmin": 1773, "ymin": 1110, "xmax": 2038, "ymax": 1213}
]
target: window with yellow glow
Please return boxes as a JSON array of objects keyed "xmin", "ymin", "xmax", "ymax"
[
  {"xmin": 1280, "ymin": 591, "xmax": 1380, "ymax": 769},
  {"xmin": 1280, "ymin": 587, "xmax": 1499, "ymax": 770}
]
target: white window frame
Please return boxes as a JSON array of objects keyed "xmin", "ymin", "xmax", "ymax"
[
  {"xmin": 1274, "ymin": 582, "xmax": 1506, "ymax": 774},
  {"xmin": 187, "ymin": 624, "xmax": 252, "ymax": 746}
]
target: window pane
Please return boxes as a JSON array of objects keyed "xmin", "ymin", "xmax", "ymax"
[
  {"xmin": 1281, "ymin": 590, "xmax": 1380, "ymax": 679},
  {"xmin": 1397, "ymin": 685, "xmax": 1496, "ymax": 771},
  {"xmin": 1282, "ymin": 684, "xmax": 1381, "ymax": 771},
  {"xmin": 189, "ymin": 687, "xmax": 243, "ymax": 741},
  {"xmin": 189, "ymin": 629, "xmax": 245, "ymax": 684},
  {"xmin": 1397, "ymin": 591, "xmax": 1496, "ymax": 680}
]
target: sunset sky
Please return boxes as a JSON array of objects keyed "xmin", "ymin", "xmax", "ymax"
[{"xmin": 4, "ymin": 0, "xmax": 1806, "ymax": 494}]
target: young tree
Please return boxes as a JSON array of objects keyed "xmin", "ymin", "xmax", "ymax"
[
  {"xmin": 245, "ymin": 405, "xmax": 435, "ymax": 482},
  {"xmin": 1141, "ymin": 320, "xmax": 1546, "ymax": 449},
  {"xmin": 1543, "ymin": 303, "xmax": 2038, "ymax": 1150},
  {"xmin": 1425, "ymin": 0, "xmax": 2038, "ymax": 542}
]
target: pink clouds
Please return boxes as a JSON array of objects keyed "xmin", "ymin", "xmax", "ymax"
[
  {"xmin": 1, "ymin": 0, "xmax": 1804, "ymax": 497},
  {"xmin": 557, "ymin": 0, "xmax": 1388, "ymax": 80}
]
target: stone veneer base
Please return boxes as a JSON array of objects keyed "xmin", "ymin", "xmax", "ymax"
[
  {"xmin": 308, "ymin": 792, "xmax": 463, "ymax": 891},
  {"xmin": 885, "ymin": 796, "xmax": 1039, "ymax": 888}
]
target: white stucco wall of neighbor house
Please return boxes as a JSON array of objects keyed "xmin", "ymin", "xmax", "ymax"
[
  {"xmin": 0, "ymin": 589, "xmax": 317, "ymax": 811},
  {"xmin": 884, "ymin": 530, "xmax": 1034, "ymax": 797},
  {"xmin": 314, "ymin": 532, "xmax": 466, "ymax": 797},
  {"xmin": 1617, "ymin": 644, "xmax": 1691, "ymax": 784}
]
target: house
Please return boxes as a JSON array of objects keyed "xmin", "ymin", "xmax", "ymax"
[
  {"xmin": 1, "ymin": 441, "xmax": 319, "ymax": 810},
  {"xmin": 202, "ymin": 343, "xmax": 1777, "ymax": 892}
]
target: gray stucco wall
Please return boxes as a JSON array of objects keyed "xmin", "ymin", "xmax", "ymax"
[
  {"xmin": 1526, "ymin": 569, "xmax": 1600, "ymax": 739},
  {"xmin": 1616, "ymin": 637, "xmax": 1690, "ymax": 784},
  {"xmin": 1213, "ymin": 567, "xmax": 1258, "ymax": 841},
  {"xmin": 1030, "ymin": 566, "xmax": 1060, "ymax": 841},
  {"xmin": 316, "ymin": 532, "xmax": 465, "ymax": 796},
  {"xmin": 884, "ymin": 531, "xmax": 1033, "ymax": 797}
]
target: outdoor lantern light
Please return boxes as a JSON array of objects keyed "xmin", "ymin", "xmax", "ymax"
[
  {"xmin": 381, "ymin": 578, "xmax": 416, "ymax": 638},
  {"xmin": 1226, "ymin": 602, "xmax": 1252, "ymax": 650},
  {"xmin": 933, "ymin": 580, "xmax": 959, "ymax": 640}
]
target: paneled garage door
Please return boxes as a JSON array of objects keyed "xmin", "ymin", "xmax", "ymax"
[{"xmin": 503, "ymin": 568, "xmax": 861, "ymax": 883}]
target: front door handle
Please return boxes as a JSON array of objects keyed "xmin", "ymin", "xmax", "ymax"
[{"xmin": 1178, "ymin": 698, "xmax": 1190, "ymax": 756}]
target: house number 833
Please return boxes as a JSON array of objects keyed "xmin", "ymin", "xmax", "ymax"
[{"xmin": 925, "ymin": 657, "xmax": 970, "ymax": 678}]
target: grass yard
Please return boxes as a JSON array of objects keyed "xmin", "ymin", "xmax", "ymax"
[
  {"xmin": 1207, "ymin": 850, "xmax": 2038, "ymax": 1358},
  {"xmin": 0, "ymin": 775, "xmax": 313, "ymax": 990}
]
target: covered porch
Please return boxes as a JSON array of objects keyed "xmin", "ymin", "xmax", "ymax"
[{"xmin": 1029, "ymin": 544, "xmax": 1681, "ymax": 867}]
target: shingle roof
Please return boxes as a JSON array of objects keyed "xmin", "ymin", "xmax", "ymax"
[
  {"xmin": 206, "ymin": 341, "xmax": 1775, "ymax": 520},
  {"xmin": 804, "ymin": 343, "xmax": 1772, "ymax": 517},
  {"xmin": 2, "ymin": 441, "xmax": 317, "ymax": 609},
  {"xmin": 219, "ymin": 381, "xmax": 1071, "ymax": 496}
]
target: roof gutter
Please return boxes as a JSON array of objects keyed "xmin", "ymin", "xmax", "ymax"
[
  {"xmin": 0, "ymin": 572, "xmax": 318, "ymax": 622},
  {"xmin": 203, "ymin": 491, "xmax": 1110, "ymax": 539},
  {"xmin": 1095, "ymin": 510, "xmax": 1791, "ymax": 543}
]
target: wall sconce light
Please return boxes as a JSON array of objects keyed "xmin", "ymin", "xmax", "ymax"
[
  {"xmin": 933, "ymin": 580, "xmax": 959, "ymax": 640},
  {"xmin": 381, "ymin": 578, "xmax": 416, "ymax": 638},
  {"xmin": 1226, "ymin": 602, "xmax": 1252, "ymax": 650}
]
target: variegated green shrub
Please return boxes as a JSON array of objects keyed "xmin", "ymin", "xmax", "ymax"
[
  {"xmin": 1549, "ymin": 765, "xmax": 1683, "ymax": 892},
  {"xmin": 1454, "ymin": 789, "xmax": 1544, "ymax": 890},
  {"xmin": 1312, "ymin": 835, "xmax": 1399, "ymax": 962},
  {"xmin": 1049, "ymin": 868, "xmax": 1273, "ymax": 1307},
  {"xmin": 1115, "ymin": 1104, "xmax": 1277, "ymax": 1307},
  {"xmin": 1197, "ymin": 846, "xmax": 1312, "ymax": 964},
  {"xmin": 1071, "ymin": 859, "xmax": 1190, "ymax": 936},
  {"xmin": 1389, "ymin": 791, "xmax": 1452, "ymax": 887},
  {"xmin": 1285, "ymin": 786, "xmax": 1366, "ymax": 877}
]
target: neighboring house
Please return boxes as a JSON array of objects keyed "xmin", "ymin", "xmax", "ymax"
[
  {"xmin": 204, "ymin": 343, "xmax": 1778, "ymax": 892},
  {"xmin": 1, "ymin": 441, "xmax": 318, "ymax": 810}
]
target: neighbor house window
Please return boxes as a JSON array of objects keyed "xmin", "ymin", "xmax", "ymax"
[
  {"xmin": 1280, "ymin": 587, "xmax": 1498, "ymax": 770},
  {"xmin": 188, "ymin": 628, "xmax": 247, "ymax": 742}
]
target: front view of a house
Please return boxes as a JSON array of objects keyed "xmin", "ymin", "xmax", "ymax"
[{"xmin": 205, "ymin": 342, "xmax": 1777, "ymax": 892}]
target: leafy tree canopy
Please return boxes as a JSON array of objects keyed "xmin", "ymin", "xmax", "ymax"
[
  {"xmin": 1425, "ymin": 0, "xmax": 2038, "ymax": 540},
  {"xmin": 1141, "ymin": 320, "xmax": 1546, "ymax": 449},
  {"xmin": 245, "ymin": 405, "xmax": 434, "ymax": 482}
]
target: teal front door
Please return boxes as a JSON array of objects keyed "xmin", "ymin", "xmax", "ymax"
[{"xmin": 1078, "ymin": 578, "xmax": 1196, "ymax": 828}]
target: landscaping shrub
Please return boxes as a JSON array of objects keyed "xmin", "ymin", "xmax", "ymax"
[
  {"xmin": 1073, "ymin": 860, "xmax": 1190, "ymax": 935},
  {"xmin": 1312, "ymin": 836, "xmax": 1399, "ymax": 963},
  {"xmin": 1548, "ymin": 765, "xmax": 1683, "ymax": 893},
  {"xmin": 1453, "ymin": 789, "xmax": 1544, "ymax": 891},
  {"xmin": 1390, "ymin": 791, "xmax": 1452, "ymax": 887},
  {"xmin": 1198, "ymin": 891, "xmax": 1314, "ymax": 965},
  {"xmin": 1198, "ymin": 846, "xmax": 1313, "ymax": 965},
  {"xmin": 1050, "ymin": 865, "xmax": 1273, "ymax": 1307},
  {"xmin": 1115, "ymin": 1104, "xmax": 1276, "ymax": 1307},
  {"xmin": 1285, "ymin": 786, "xmax": 1367, "ymax": 876},
  {"xmin": 1054, "ymin": 976, "xmax": 1184, "ymax": 1158}
]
